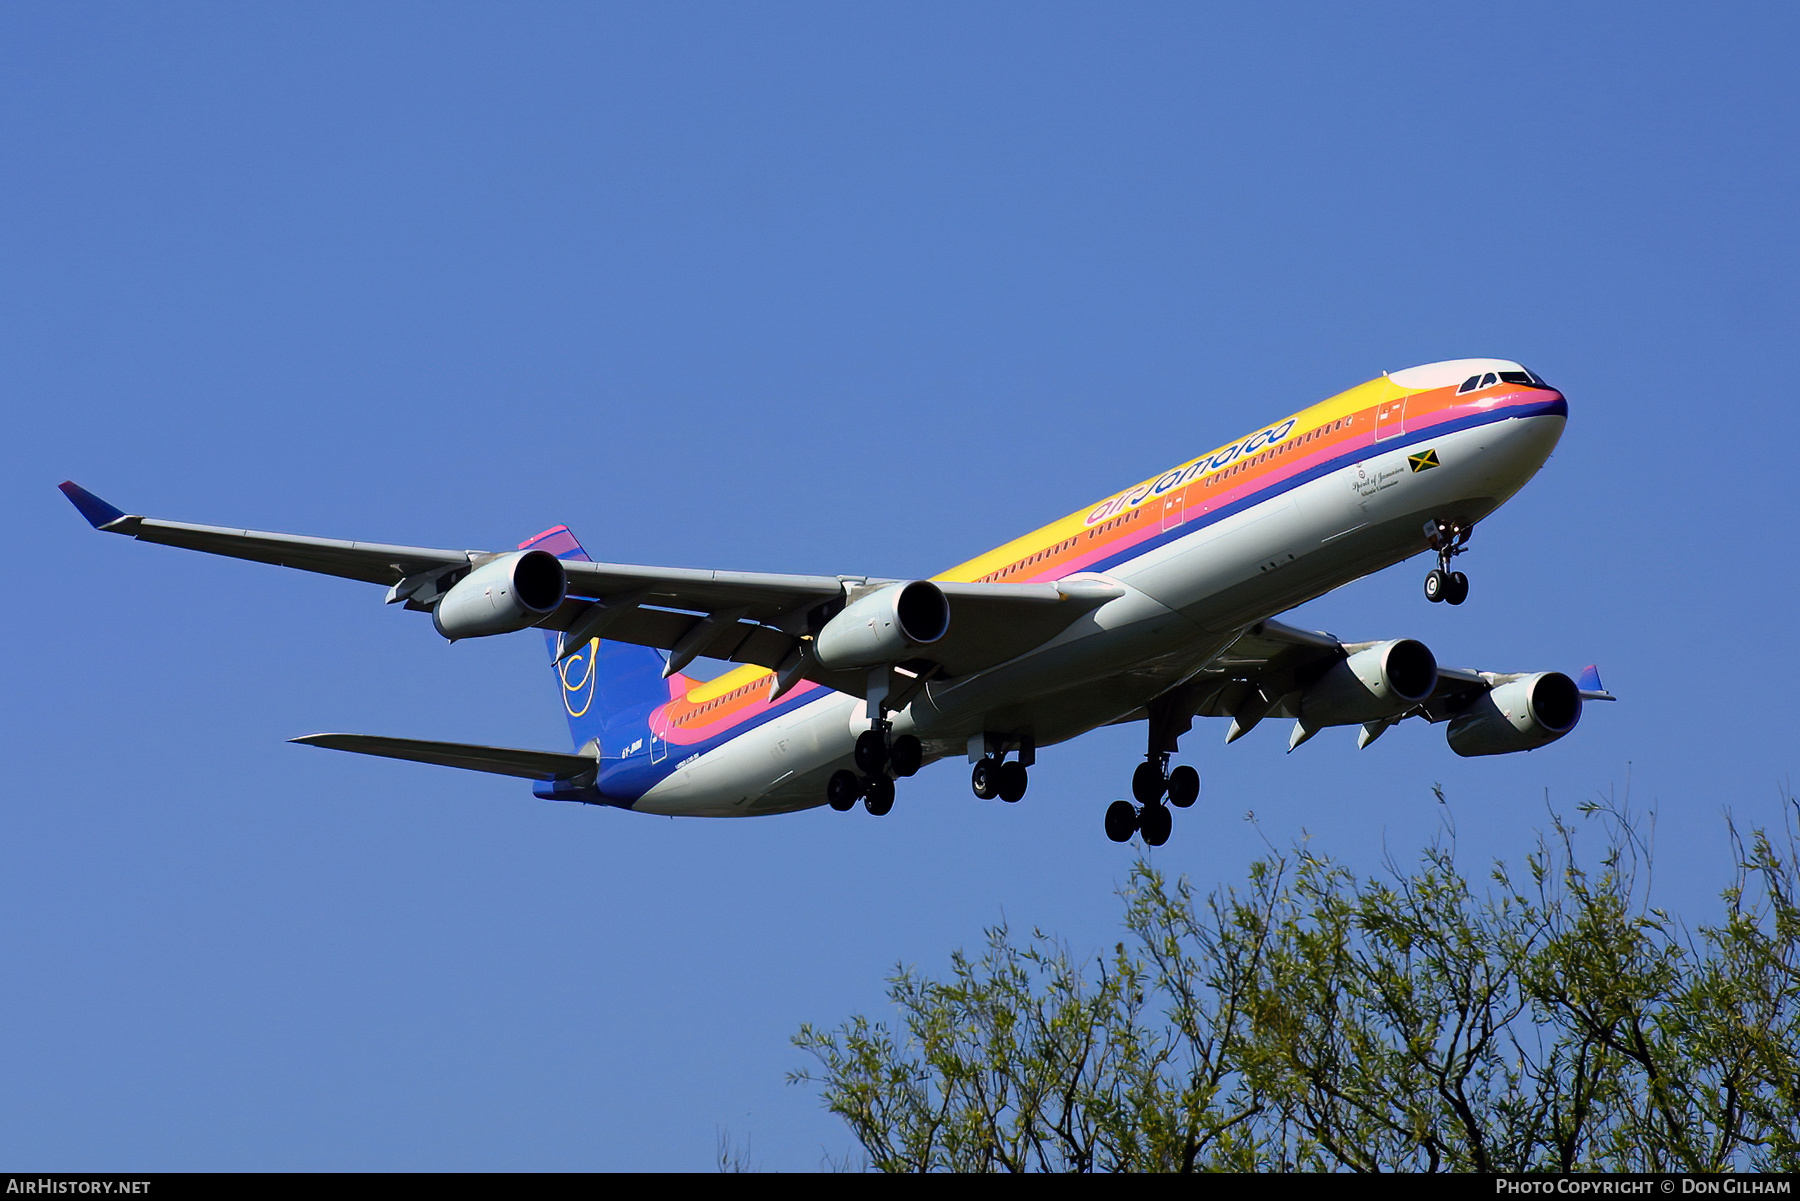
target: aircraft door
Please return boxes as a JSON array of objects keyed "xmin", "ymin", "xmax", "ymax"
[
  {"xmin": 1374, "ymin": 396, "xmax": 1408, "ymax": 441},
  {"xmin": 1161, "ymin": 487, "xmax": 1187, "ymax": 532}
]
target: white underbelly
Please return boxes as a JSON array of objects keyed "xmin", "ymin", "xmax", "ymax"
[
  {"xmin": 632, "ymin": 691, "xmax": 858, "ymax": 816},
  {"xmin": 629, "ymin": 413, "xmax": 1564, "ymax": 818}
]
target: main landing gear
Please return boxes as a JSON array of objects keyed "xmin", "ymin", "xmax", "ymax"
[
  {"xmin": 827, "ymin": 721, "xmax": 923, "ymax": 818},
  {"xmin": 966, "ymin": 730, "xmax": 1034, "ymax": 805},
  {"xmin": 1423, "ymin": 519, "xmax": 1472, "ymax": 606},
  {"xmin": 1106, "ymin": 753, "xmax": 1200, "ymax": 846},
  {"xmin": 971, "ymin": 756, "xmax": 1029, "ymax": 803}
]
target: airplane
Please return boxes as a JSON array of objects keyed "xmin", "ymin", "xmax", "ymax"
[{"xmin": 60, "ymin": 356, "xmax": 1613, "ymax": 846}]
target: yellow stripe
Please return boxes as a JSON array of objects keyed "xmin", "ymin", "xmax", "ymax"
[
  {"xmin": 934, "ymin": 515, "xmax": 1093, "ymax": 584},
  {"xmin": 680, "ymin": 371, "xmax": 1425, "ymax": 702},
  {"xmin": 683, "ymin": 662, "xmax": 772, "ymax": 704},
  {"xmin": 939, "ymin": 373, "xmax": 1412, "ymax": 582}
]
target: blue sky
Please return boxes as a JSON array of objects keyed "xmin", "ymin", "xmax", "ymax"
[{"xmin": 4, "ymin": 2, "xmax": 1797, "ymax": 1171}]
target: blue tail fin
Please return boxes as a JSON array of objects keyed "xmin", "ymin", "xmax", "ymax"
[{"xmin": 520, "ymin": 526, "xmax": 671, "ymax": 756}]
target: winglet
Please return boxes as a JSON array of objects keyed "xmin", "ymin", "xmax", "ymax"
[
  {"xmin": 1576, "ymin": 664, "xmax": 1616, "ymax": 701},
  {"xmin": 58, "ymin": 482, "xmax": 136, "ymax": 531}
]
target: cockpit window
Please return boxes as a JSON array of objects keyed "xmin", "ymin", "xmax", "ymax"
[{"xmin": 1457, "ymin": 366, "xmax": 1547, "ymax": 394}]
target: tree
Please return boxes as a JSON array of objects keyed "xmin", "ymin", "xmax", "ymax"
[{"xmin": 791, "ymin": 797, "xmax": 1800, "ymax": 1172}]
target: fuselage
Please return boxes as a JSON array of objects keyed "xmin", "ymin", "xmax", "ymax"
[{"xmin": 557, "ymin": 359, "xmax": 1567, "ymax": 816}]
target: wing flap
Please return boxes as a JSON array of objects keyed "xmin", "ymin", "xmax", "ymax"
[
  {"xmin": 123, "ymin": 519, "xmax": 469, "ymax": 585},
  {"xmin": 560, "ymin": 560, "xmax": 846, "ymax": 618},
  {"xmin": 545, "ymin": 578, "xmax": 1129, "ymax": 690},
  {"xmin": 291, "ymin": 733, "xmax": 598, "ymax": 781},
  {"xmin": 925, "ymin": 581, "xmax": 1121, "ymax": 677}
]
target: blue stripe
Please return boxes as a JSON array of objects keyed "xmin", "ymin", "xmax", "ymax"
[
  {"xmin": 544, "ymin": 681, "xmax": 830, "ymax": 806},
  {"xmin": 1085, "ymin": 396, "xmax": 1564, "ymax": 575},
  {"xmin": 554, "ymin": 392, "xmax": 1568, "ymax": 808}
]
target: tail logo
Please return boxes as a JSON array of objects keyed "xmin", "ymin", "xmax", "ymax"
[{"xmin": 559, "ymin": 638, "xmax": 600, "ymax": 717}]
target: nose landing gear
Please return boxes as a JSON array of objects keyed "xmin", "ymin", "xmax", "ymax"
[{"xmin": 1423, "ymin": 519, "xmax": 1472, "ymax": 605}]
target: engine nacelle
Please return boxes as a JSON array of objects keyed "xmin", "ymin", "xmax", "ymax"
[
  {"xmin": 1298, "ymin": 639, "xmax": 1439, "ymax": 727},
  {"xmin": 1446, "ymin": 672, "xmax": 1582, "ymax": 757},
  {"xmin": 432, "ymin": 550, "xmax": 567, "ymax": 640},
  {"xmin": 813, "ymin": 581, "xmax": 950, "ymax": 670}
]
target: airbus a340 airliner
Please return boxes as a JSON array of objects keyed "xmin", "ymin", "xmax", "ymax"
[{"xmin": 62, "ymin": 357, "xmax": 1611, "ymax": 845}]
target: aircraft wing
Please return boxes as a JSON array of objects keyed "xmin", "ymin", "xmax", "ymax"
[
  {"xmin": 552, "ymin": 574, "xmax": 1120, "ymax": 691},
  {"xmin": 1151, "ymin": 617, "xmax": 1614, "ymax": 749},
  {"xmin": 58, "ymin": 481, "xmax": 469, "ymax": 585},
  {"xmin": 61, "ymin": 483, "xmax": 1122, "ymax": 692}
]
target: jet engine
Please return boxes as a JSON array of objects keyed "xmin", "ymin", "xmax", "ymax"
[
  {"xmin": 813, "ymin": 581, "xmax": 950, "ymax": 670},
  {"xmin": 1445, "ymin": 672, "xmax": 1582, "ymax": 756},
  {"xmin": 432, "ymin": 550, "xmax": 567, "ymax": 640},
  {"xmin": 1298, "ymin": 638, "xmax": 1439, "ymax": 728}
]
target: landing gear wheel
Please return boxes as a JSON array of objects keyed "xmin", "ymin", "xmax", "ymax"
[
  {"xmin": 1105, "ymin": 800, "xmax": 1138, "ymax": 843},
  {"xmin": 863, "ymin": 776, "xmax": 894, "ymax": 816},
  {"xmin": 827, "ymin": 769, "xmax": 862, "ymax": 812},
  {"xmin": 854, "ymin": 730, "xmax": 888, "ymax": 775},
  {"xmin": 1139, "ymin": 803, "xmax": 1172, "ymax": 847},
  {"xmin": 995, "ymin": 761, "xmax": 1028, "ymax": 803},
  {"xmin": 1166, "ymin": 765, "xmax": 1200, "ymax": 809},
  {"xmin": 1424, "ymin": 520, "xmax": 1474, "ymax": 605},
  {"xmin": 1131, "ymin": 760, "xmax": 1166, "ymax": 805},
  {"xmin": 971, "ymin": 758, "xmax": 999, "ymax": 800},
  {"xmin": 888, "ymin": 735, "xmax": 923, "ymax": 778}
]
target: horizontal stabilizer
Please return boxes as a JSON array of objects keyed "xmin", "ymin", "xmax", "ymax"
[{"xmin": 291, "ymin": 733, "xmax": 598, "ymax": 781}]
